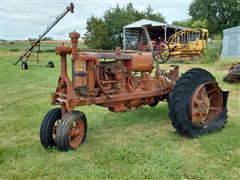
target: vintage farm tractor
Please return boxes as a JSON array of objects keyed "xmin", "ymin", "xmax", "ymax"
[{"xmin": 40, "ymin": 31, "xmax": 229, "ymax": 151}]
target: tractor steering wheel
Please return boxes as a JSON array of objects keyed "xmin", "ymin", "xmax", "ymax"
[{"xmin": 152, "ymin": 38, "xmax": 171, "ymax": 64}]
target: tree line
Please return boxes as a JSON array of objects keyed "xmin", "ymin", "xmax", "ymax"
[
  {"xmin": 85, "ymin": 1, "xmax": 240, "ymax": 49},
  {"xmin": 84, "ymin": 3, "xmax": 165, "ymax": 49},
  {"xmin": 173, "ymin": 0, "xmax": 240, "ymax": 37}
]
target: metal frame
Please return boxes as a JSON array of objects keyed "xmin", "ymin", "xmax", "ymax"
[{"xmin": 14, "ymin": 3, "xmax": 74, "ymax": 66}]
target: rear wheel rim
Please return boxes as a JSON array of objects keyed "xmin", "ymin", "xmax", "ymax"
[
  {"xmin": 189, "ymin": 81, "xmax": 223, "ymax": 125},
  {"xmin": 68, "ymin": 119, "xmax": 84, "ymax": 148}
]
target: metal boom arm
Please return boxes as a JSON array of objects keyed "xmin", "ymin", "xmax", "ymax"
[{"xmin": 14, "ymin": 3, "xmax": 74, "ymax": 65}]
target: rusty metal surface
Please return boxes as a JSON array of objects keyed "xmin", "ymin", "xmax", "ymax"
[
  {"xmin": 69, "ymin": 119, "xmax": 84, "ymax": 148},
  {"xmin": 130, "ymin": 53, "xmax": 153, "ymax": 71},
  {"xmin": 189, "ymin": 81, "xmax": 223, "ymax": 125},
  {"xmin": 53, "ymin": 31, "xmax": 179, "ymax": 113},
  {"xmin": 40, "ymin": 29, "xmax": 228, "ymax": 151}
]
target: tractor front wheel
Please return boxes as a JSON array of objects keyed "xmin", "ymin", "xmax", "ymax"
[
  {"xmin": 168, "ymin": 68, "xmax": 229, "ymax": 137},
  {"xmin": 56, "ymin": 111, "xmax": 87, "ymax": 151},
  {"xmin": 40, "ymin": 108, "xmax": 62, "ymax": 148}
]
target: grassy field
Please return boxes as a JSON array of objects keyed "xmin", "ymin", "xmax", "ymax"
[
  {"xmin": 0, "ymin": 43, "xmax": 240, "ymax": 179},
  {"xmin": 1, "ymin": 41, "xmax": 86, "ymax": 53}
]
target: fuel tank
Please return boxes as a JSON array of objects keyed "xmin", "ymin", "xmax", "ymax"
[{"xmin": 130, "ymin": 53, "xmax": 153, "ymax": 72}]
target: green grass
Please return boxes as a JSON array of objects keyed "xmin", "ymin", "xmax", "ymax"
[
  {"xmin": 0, "ymin": 43, "xmax": 240, "ymax": 179},
  {"xmin": 1, "ymin": 41, "xmax": 86, "ymax": 53}
]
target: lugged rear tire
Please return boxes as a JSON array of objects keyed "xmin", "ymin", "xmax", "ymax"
[
  {"xmin": 168, "ymin": 68, "xmax": 229, "ymax": 137},
  {"xmin": 56, "ymin": 111, "xmax": 87, "ymax": 151}
]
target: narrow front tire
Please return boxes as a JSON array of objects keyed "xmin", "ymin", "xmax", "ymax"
[
  {"xmin": 40, "ymin": 108, "xmax": 62, "ymax": 148},
  {"xmin": 56, "ymin": 111, "xmax": 87, "ymax": 151}
]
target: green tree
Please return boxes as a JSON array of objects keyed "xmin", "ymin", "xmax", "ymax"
[
  {"xmin": 189, "ymin": 0, "xmax": 240, "ymax": 35},
  {"xmin": 172, "ymin": 19, "xmax": 208, "ymax": 29},
  {"xmin": 172, "ymin": 19, "xmax": 195, "ymax": 27},
  {"xmin": 84, "ymin": 16, "xmax": 110, "ymax": 49},
  {"xmin": 85, "ymin": 3, "xmax": 165, "ymax": 49},
  {"xmin": 102, "ymin": 3, "xmax": 148, "ymax": 48},
  {"xmin": 143, "ymin": 5, "xmax": 165, "ymax": 22},
  {"xmin": 191, "ymin": 19, "xmax": 208, "ymax": 29}
]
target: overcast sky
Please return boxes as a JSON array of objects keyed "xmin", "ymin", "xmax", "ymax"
[{"xmin": 1, "ymin": 0, "xmax": 192, "ymax": 40}]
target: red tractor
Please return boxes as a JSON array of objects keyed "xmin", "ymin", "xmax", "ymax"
[{"xmin": 40, "ymin": 32, "xmax": 228, "ymax": 151}]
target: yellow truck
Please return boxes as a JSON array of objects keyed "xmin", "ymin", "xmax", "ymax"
[{"xmin": 168, "ymin": 28, "xmax": 208, "ymax": 60}]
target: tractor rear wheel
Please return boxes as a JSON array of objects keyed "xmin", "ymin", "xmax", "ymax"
[
  {"xmin": 168, "ymin": 68, "xmax": 229, "ymax": 137},
  {"xmin": 56, "ymin": 111, "xmax": 87, "ymax": 151},
  {"xmin": 40, "ymin": 108, "xmax": 62, "ymax": 148}
]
